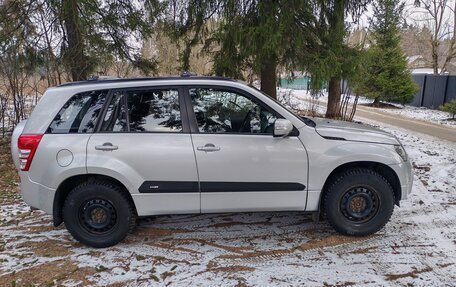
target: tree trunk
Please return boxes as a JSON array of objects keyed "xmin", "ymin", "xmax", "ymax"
[
  {"xmin": 1, "ymin": 103, "xmax": 4, "ymax": 137},
  {"xmin": 432, "ymin": 40, "xmax": 439, "ymax": 74},
  {"xmin": 373, "ymin": 97, "xmax": 380, "ymax": 106},
  {"xmin": 326, "ymin": 78, "xmax": 341, "ymax": 118},
  {"xmin": 62, "ymin": 0, "xmax": 88, "ymax": 81},
  {"xmin": 325, "ymin": 0, "xmax": 345, "ymax": 119},
  {"xmin": 260, "ymin": 57, "xmax": 277, "ymax": 99}
]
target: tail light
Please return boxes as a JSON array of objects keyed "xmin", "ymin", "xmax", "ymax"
[{"xmin": 18, "ymin": 134, "xmax": 43, "ymax": 171}]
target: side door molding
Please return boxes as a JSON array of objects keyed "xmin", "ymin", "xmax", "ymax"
[{"xmin": 138, "ymin": 181, "xmax": 306, "ymax": 193}]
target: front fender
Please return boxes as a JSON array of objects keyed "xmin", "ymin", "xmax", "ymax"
[{"xmin": 307, "ymin": 141, "xmax": 402, "ymax": 191}]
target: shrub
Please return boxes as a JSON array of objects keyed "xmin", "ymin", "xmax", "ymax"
[{"xmin": 440, "ymin": 99, "xmax": 456, "ymax": 119}]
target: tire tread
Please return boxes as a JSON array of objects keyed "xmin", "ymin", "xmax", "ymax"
[
  {"xmin": 323, "ymin": 168, "xmax": 395, "ymax": 236},
  {"xmin": 63, "ymin": 179, "xmax": 137, "ymax": 247}
]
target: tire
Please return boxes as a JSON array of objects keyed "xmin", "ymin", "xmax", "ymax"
[
  {"xmin": 63, "ymin": 180, "xmax": 136, "ymax": 248},
  {"xmin": 323, "ymin": 168, "xmax": 395, "ymax": 236}
]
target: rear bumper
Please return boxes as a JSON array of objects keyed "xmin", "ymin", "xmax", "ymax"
[{"xmin": 19, "ymin": 171, "xmax": 55, "ymax": 214}]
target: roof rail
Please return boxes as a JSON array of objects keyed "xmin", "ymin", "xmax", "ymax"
[
  {"xmin": 57, "ymin": 75, "xmax": 236, "ymax": 88},
  {"xmin": 87, "ymin": 75, "xmax": 121, "ymax": 81}
]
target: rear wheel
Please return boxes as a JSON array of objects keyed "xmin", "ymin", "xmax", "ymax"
[
  {"xmin": 63, "ymin": 180, "xmax": 136, "ymax": 248},
  {"xmin": 323, "ymin": 168, "xmax": 395, "ymax": 236}
]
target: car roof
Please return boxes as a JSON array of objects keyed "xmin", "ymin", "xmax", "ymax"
[{"xmin": 57, "ymin": 75, "xmax": 237, "ymax": 88}]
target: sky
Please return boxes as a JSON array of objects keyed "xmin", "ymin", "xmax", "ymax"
[{"xmin": 354, "ymin": 0, "xmax": 455, "ymax": 34}]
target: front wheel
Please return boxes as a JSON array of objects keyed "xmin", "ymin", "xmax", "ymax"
[
  {"xmin": 323, "ymin": 168, "xmax": 395, "ymax": 236},
  {"xmin": 63, "ymin": 180, "xmax": 136, "ymax": 248}
]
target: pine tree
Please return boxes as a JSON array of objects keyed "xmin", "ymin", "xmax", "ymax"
[
  {"xmin": 440, "ymin": 99, "xmax": 456, "ymax": 119},
  {"xmin": 361, "ymin": 0, "xmax": 418, "ymax": 105}
]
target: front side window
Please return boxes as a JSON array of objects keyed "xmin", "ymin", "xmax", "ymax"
[
  {"xmin": 47, "ymin": 90, "xmax": 107, "ymax": 133},
  {"xmin": 101, "ymin": 88, "xmax": 182, "ymax": 132},
  {"xmin": 190, "ymin": 88, "xmax": 279, "ymax": 134}
]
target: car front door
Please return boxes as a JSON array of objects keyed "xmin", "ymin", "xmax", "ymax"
[
  {"xmin": 187, "ymin": 86, "xmax": 308, "ymax": 213},
  {"xmin": 86, "ymin": 87, "xmax": 200, "ymax": 216}
]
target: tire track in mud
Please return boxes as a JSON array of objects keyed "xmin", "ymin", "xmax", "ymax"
[
  {"xmin": 133, "ymin": 211, "xmax": 324, "ymax": 257},
  {"xmin": 129, "ymin": 211, "xmax": 354, "ymax": 278},
  {"xmin": 132, "ymin": 197, "xmax": 454, "ymax": 270},
  {"xmin": 141, "ymin": 211, "xmax": 311, "ymax": 231}
]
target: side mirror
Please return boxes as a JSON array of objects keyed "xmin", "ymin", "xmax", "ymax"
[{"xmin": 273, "ymin": 119, "xmax": 293, "ymax": 137}]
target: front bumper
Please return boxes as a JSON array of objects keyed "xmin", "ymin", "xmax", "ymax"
[
  {"xmin": 389, "ymin": 159, "xmax": 413, "ymax": 201},
  {"xmin": 19, "ymin": 171, "xmax": 56, "ymax": 214}
]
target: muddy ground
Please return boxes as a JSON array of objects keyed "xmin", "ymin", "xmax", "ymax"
[{"xmin": 0, "ymin": 124, "xmax": 455, "ymax": 287}]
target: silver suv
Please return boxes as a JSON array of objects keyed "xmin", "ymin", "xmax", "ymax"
[{"xmin": 11, "ymin": 76, "xmax": 413, "ymax": 248}]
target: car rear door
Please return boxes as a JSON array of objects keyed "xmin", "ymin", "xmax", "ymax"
[
  {"xmin": 86, "ymin": 86, "xmax": 200, "ymax": 216},
  {"xmin": 186, "ymin": 86, "xmax": 308, "ymax": 213}
]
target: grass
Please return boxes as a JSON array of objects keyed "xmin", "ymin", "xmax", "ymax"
[{"xmin": 0, "ymin": 137, "xmax": 20, "ymax": 204}]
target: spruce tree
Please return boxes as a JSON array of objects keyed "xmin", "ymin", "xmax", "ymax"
[
  {"xmin": 165, "ymin": 0, "xmax": 368, "ymax": 103},
  {"xmin": 0, "ymin": 0, "xmax": 162, "ymax": 82},
  {"xmin": 362, "ymin": 0, "xmax": 418, "ymax": 105},
  {"xmin": 297, "ymin": 0, "xmax": 371, "ymax": 118},
  {"xmin": 58, "ymin": 0, "xmax": 162, "ymax": 81}
]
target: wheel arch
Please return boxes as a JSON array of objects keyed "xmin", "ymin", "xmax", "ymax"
[
  {"xmin": 319, "ymin": 161, "xmax": 402, "ymax": 211},
  {"xmin": 52, "ymin": 174, "xmax": 137, "ymax": 227}
]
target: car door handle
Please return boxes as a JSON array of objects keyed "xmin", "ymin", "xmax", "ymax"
[
  {"xmin": 95, "ymin": 142, "xmax": 118, "ymax": 151},
  {"xmin": 197, "ymin": 143, "xmax": 221, "ymax": 152}
]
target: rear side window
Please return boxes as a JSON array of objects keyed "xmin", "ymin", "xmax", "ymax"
[
  {"xmin": 100, "ymin": 91, "xmax": 128, "ymax": 132},
  {"xmin": 101, "ymin": 88, "xmax": 182, "ymax": 132},
  {"xmin": 47, "ymin": 90, "xmax": 108, "ymax": 133}
]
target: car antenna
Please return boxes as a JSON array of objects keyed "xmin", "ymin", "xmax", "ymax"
[{"xmin": 181, "ymin": 71, "xmax": 196, "ymax": 77}]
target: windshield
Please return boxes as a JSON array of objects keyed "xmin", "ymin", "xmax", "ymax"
[{"xmin": 248, "ymin": 85, "xmax": 316, "ymax": 127}]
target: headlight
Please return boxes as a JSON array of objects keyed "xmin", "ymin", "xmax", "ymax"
[{"xmin": 394, "ymin": 145, "xmax": 408, "ymax": 162}]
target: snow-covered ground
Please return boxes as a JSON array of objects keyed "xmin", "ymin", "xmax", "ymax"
[
  {"xmin": 1, "ymin": 124, "xmax": 455, "ymax": 286},
  {"xmin": 377, "ymin": 106, "xmax": 456, "ymax": 127},
  {"xmin": 278, "ymin": 88, "xmax": 456, "ymax": 127}
]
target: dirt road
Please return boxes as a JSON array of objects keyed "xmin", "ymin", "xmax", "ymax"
[{"xmin": 354, "ymin": 105, "xmax": 456, "ymax": 142}]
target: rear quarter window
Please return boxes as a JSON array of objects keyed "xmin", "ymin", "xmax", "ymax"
[{"xmin": 47, "ymin": 90, "xmax": 108, "ymax": 133}]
